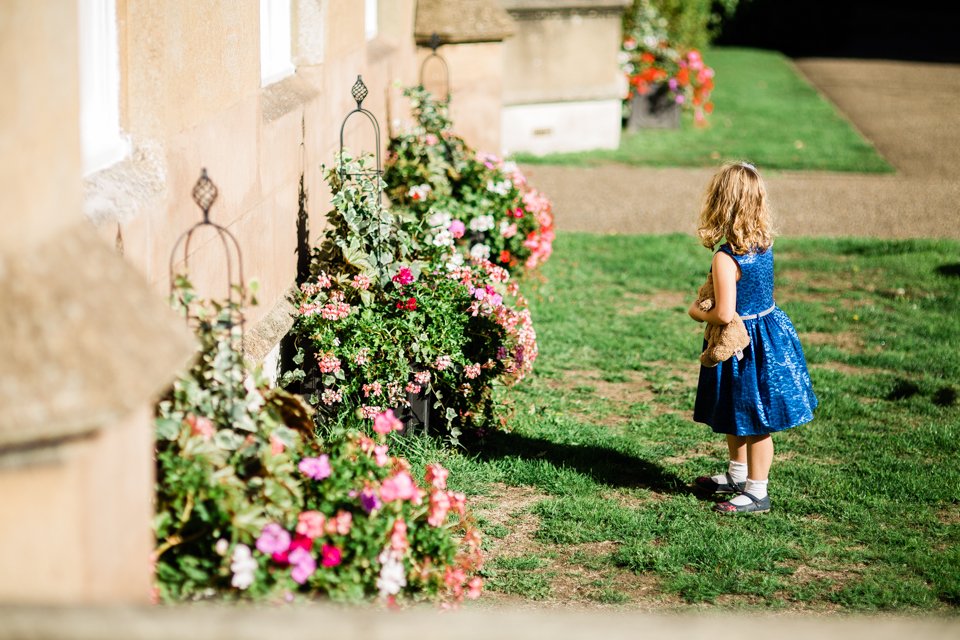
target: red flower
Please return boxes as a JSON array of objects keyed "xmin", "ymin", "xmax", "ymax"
[
  {"xmin": 640, "ymin": 52, "xmax": 655, "ymax": 63},
  {"xmin": 404, "ymin": 297, "xmax": 417, "ymax": 311},
  {"xmin": 499, "ymin": 250, "xmax": 512, "ymax": 264}
]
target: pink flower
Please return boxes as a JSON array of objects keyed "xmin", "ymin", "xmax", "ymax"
[
  {"xmin": 425, "ymin": 463, "xmax": 449, "ymax": 490},
  {"xmin": 269, "ymin": 434, "xmax": 285, "ymax": 455},
  {"xmin": 501, "ymin": 222, "xmax": 518, "ymax": 239},
  {"xmin": 448, "ymin": 491, "xmax": 467, "ymax": 517},
  {"xmin": 362, "ymin": 381, "xmax": 382, "ymax": 397},
  {"xmin": 256, "ymin": 523, "xmax": 290, "ymax": 556},
  {"xmin": 321, "ymin": 544, "xmax": 342, "ymax": 568},
  {"xmin": 405, "ymin": 382, "xmax": 422, "ymax": 394},
  {"xmin": 185, "ymin": 414, "xmax": 215, "ymax": 439},
  {"xmin": 374, "ymin": 444, "xmax": 390, "ymax": 467},
  {"xmin": 392, "ymin": 267, "xmax": 415, "ymax": 286},
  {"xmin": 354, "ymin": 348, "xmax": 370, "ymax": 366},
  {"xmin": 373, "ymin": 409, "xmax": 404, "ymax": 435},
  {"xmin": 466, "ymin": 577, "xmax": 483, "ymax": 599},
  {"xmin": 414, "ymin": 371, "xmax": 431, "ymax": 385},
  {"xmin": 428, "ymin": 489, "xmax": 451, "ymax": 527},
  {"xmin": 380, "ymin": 470, "xmax": 418, "ymax": 503},
  {"xmin": 351, "ymin": 274, "xmax": 371, "ymax": 290},
  {"xmin": 321, "ymin": 388, "xmax": 343, "ymax": 406},
  {"xmin": 448, "ymin": 219, "xmax": 466, "ymax": 239},
  {"xmin": 464, "ymin": 364, "xmax": 481, "ymax": 379},
  {"xmin": 289, "ymin": 546, "xmax": 316, "ymax": 584},
  {"xmin": 361, "ymin": 405, "xmax": 383, "ymax": 419},
  {"xmin": 390, "ymin": 518, "xmax": 409, "ymax": 553},
  {"xmin": 425, "ymin": 133, "xmax": 439, "ymax": 145},
  {"xmin": 434, "ymin": 355, "xmax": 453, "ymax": 371},
  {"xmin": 316, "ymin": 352, "xmax": 341, "ymax": 373},
  {"xmin": 299, "ymin": 455, "xmax": 332, "ymax": 480},
  {"xmin": 325, "ymin": 510, "xmax": 352, "ymax": 536},
  {"xmin": 296, "ymin": 511, "xmax": 325, "ymax": 539}
]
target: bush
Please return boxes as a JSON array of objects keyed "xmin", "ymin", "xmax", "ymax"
[{"xmin": 154, "ymin": 278, "xmax": 483, "ymax": 605}]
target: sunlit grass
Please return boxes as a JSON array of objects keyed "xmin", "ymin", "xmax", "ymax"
[{"xmin": 515, "ymin": 48, "xmax": 893, "ymax": 173}]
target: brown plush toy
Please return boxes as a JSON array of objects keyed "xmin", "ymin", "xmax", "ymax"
[{"xmin": 696, "ymin": 273, "xmax": 751, "ymax": 367}]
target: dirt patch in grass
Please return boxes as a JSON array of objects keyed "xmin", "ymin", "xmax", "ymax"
[
  {"xmin": 801, "ymin": 331, "xmax": 865, "ymax": 353},
  {"xmin": 936, "ymin": 504, "xmax": 960, "ymax": 526},
  {"xmin": 546, "ymin": 369, "xmax": 687, "ymax": 423},
  {"xmin": 473, "ymin": 483, "xmax": 551, "ymax": 560}
]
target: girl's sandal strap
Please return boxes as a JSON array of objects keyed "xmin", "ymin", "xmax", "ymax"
[{"xmin": 713, "ymin": 491, "xmax": 771, "ymax": 514}]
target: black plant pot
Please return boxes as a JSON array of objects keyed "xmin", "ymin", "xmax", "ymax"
[
  {"xmin": 626, "ymin": 84, "xmax": 680, "ymax": 131},
  {"xmin": 398, "ymin": 389, "xmax": 441, "ymax": 437}
]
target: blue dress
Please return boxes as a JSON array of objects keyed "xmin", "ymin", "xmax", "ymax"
[{"xmin": 694, "ymin": 244, "xmax": 817, "ymax": 436}]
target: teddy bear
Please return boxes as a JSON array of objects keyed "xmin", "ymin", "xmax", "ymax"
[{"xmin": 696, "ymin": 273, "xmax": 751, "ymax": 367}]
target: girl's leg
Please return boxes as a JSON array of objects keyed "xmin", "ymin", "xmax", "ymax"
[
  {"xmin": 726, "ymin": 435, "xmax": 747, "ymax": 463},
  {"xmin": 745, "ymin": 434, "xmax": 773, "ymax": 481}
]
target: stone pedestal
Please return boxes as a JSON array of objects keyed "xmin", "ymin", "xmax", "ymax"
[
  {"xmin": 500, "ymin": 0, "xmax": 631, "ymax": 156},
  {"xmin": 626, "ymin": 84, "xmax": 681, "ymax": 131}
]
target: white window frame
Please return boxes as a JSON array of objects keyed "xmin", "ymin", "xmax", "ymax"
[
  {"xmin": 260, "ymin": 0, "xmax": 295, "ymax": 86},
  {"xmin": 364, "ymin": 0, "xmax": 378, "ymax": 40},
  {"xmin": 78, "ymin": 0, "xmax": 129, "ymax": 176}
]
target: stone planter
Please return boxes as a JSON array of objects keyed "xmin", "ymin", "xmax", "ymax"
[{"xmin": 626, "ymin": 83, "xmax": 680, "ymax": 131}]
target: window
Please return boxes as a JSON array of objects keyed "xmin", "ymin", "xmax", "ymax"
[
  {"xmin": 364, "ymin": 0, "xmax": 378, "ymax": 40},
  {"xmin": 78, "ymin": 0, "xmax": 129, "ymax": 175},
  {"xmin": 260, "ymin": 0, "xmax": 294, "ymax": 86}
]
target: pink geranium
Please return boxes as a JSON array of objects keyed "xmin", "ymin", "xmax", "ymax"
[
  {"xmin": 425, "ymin": 463, "xmax": 449, "ymax": 490},
  {"xmin": 390, "ymin": 518, "xmax": 409, "ymax": 553},
  {"xmin": 255, "ymin": 523, "xmax": 290, "ymax": 556},
  {"xmin": 373, "ymin": 409, "xmax": 404, "ymax": 435},
  {"xmin": 448, "ymin": 219, "xmax": 466, "ymax": 239},
  {"xmin": 392, "ymin": 267, "xmax": 415, "ymax": 286},
  {"xmin": 299, "ymin": 455, "xmax": 332, "ymax": 480},
  {"xmin": 380, "ymin": 470, "xmax": 418, "ymax": 503},
  {"xmin": 272, "ymin": 534, "xmax": 312, "ymax": 565},
  {"xmin": 288, "ymin": 546, "xmax": 316, "ymax": 584},
  {"xmin": 428, "ymin": 489, "xmax": 451, "ymax": 527},
  {"xmin": 296, "ymin": 511, "xmax": 325, "ymax": 539}
]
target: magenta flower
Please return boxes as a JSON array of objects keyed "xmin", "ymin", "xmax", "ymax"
[
  {"xmin": 255, "ymin": 523, "xmax": 291, "ymax": 556},
  {"xmin": 299, "ymin": 455, "xmax": 332, "ymax": 480},
  {"xmin": 321, "ymin": 544, "xmax": 343, "ymax": 568},
  {"xmin": 392, "ymin": 267, "xmax": 415, "ymax": 286}
]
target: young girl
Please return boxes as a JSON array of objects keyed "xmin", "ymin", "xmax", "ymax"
[{"xmin": 687, "ymin": 162, "xmax": 817, "ymax": 514}]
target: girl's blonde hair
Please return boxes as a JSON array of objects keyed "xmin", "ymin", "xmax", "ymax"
[{"xmin": 697, "ymin": 162, "xmax": 774, "ymax": 254}]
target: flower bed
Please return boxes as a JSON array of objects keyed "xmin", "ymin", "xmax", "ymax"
[
  {"xmin": 384, "ymin": 87, "xmax": 554, "ymax": 273},
  {"xmin": 154, "ymin": 279, "xmax": 482, "ymax": 605},
  {"xmin": 283, "ymin": 155, "xmax": 537, "ymax": 444}
]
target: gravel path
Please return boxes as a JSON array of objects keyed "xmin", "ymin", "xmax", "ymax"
[{"xmin": 522, "ymin": 59, "xmax": 960, "ymax": 240}]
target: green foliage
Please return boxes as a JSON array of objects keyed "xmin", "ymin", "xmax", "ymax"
[{"xmin": 625, "ymin": 0, "xmax": 742, "ymax": 51}]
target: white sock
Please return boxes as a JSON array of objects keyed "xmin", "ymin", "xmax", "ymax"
[
  {"xmin": 729, "ymin": 478, "xmax": 768, "ymax": 507},
  {"xmin": 712, "ymin": 460, "xmax": 747, "ymax": 485}
]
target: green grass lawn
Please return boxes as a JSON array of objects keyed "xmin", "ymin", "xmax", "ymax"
[
  {"xmin": 515, "ymin": 48, "xmax": 893, "ymax": 173},
  {"xmin": 397, "ymin": 232, "xmax": 960, "ymax": 612}
]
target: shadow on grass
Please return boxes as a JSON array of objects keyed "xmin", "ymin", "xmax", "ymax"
[{"xmin": 467, "ymin": 429, "xmax": 695, "ymax": 496}]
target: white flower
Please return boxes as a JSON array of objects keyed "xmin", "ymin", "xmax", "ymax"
[
  {"xmin": 431, "ymin": 229, "xmax": 454, "ymax": 247},
  {"xmin": 469, "ymin": 215, "xmax": 495, "ymax": 232},
  {"xmin": 377, "ymin": 550, "xmax": 408, "ymax": 597},
  {"xmin": 486, "ymin": 179, "xmax": 512, "ymax": 196},
  {"xmin": 445, "ymin": 252, "xmax": 465, "ymax": 271},
  {"xmin": 407, "ymin": 184, "xmax": 432, "ymax": 201},
  {"xmin": 470, "ymin": 243, "xmax": 491, "ymax": 261},
  {"xmin": 501, "ymin": 161, "xmax": 519, "ymax": 175},
  {"xmin": 428, "ymin": 211, "xmax": 452, "ymax": 229},
  {"xmin": 230, "ymin": 544, "xmax": 257, "ymax": 590}
]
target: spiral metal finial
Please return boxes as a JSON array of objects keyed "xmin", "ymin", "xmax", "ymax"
[
  {"xmin": 351, "ymin": 75, "xmax": 369, "ymax": 109},
  {"xmin": 191, "ymin": 168, "xmax": 219, "ymax": 220}
]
